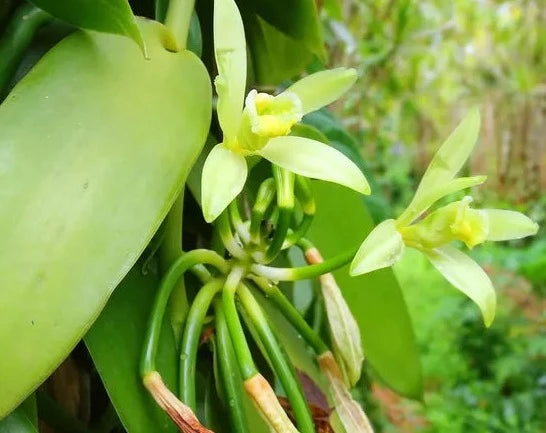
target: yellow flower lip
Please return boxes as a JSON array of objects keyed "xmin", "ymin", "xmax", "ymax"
[
  {"xmin": 245, "ymin": 89, "xmax": 303, "ymax": 138},
  {"xmin": 400, "ymin": 196, "xmax": 489, "ymax": 250}
]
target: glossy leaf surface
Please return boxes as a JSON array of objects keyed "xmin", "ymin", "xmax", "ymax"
[
  {"xmin": 246, "ymin": 14, "xmax": 313, "ymax": 85},
  {"xmin": 0, "ymin": 20, "xmax": 211, "ymax": 415},
  {"xmin": 85, "ymin": 263, "xmax": 178, "ymax": 433},
  {"xmin": 240, "ymin": 0, "xmax": 325, "ymax": 58},
  {"xmin": 0, "ymin": 404, "xmax": 37, "ymax": 433},
  {"xmin": 29, "ymin": 0, "xmax": 145, "ymax": 53},
  {"xmin": 308, "ymin": 182, "xmax": 423, "ymax": 399}
]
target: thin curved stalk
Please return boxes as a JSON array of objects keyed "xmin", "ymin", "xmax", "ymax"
[
  {"xmin": 221, "ymin": 268, "xmax": 257, "ymax": 379},
  {"xmin": 237, "ymin": 284, "xmax": 315, "ymax": 433},
  {"xmin": 248, "ymin": 276, "xmax": 328, "ymax": 355},
  {"xmin": 214, "ymin": 300, "xmax": 250, "ymax": 433},
  {"xmin": 141, "ymin": 249, "xmax": 228, "ymax": 376},
  {"xmin": 252, "ymin": 246, "xmax": 358, "ymax": 281},
  {"xmin": 179, "ymin": 278, "xmax": 224, "ymax": 408}
]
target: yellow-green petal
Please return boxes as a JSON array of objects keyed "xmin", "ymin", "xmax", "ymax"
[
  {"xmin": 483, "ymin": 209, "xmax": 539, "ymax": 241},
  {"xmin": 350, "ymin": 219, "xmax": 404, "ymax": 276},
  {"xmin": 201, "ymin": 143, "xmax": 247, "ymax": 222},
  {"xmin": 424, "ymin": 245, "xmax": 496, "ymax": 327},
  {"xmin": 258, "ymin": 136, "xmax": 370, "ymax": 194},
  {"xmin": 400, "ymin": 108, "xmax": 481, "ymax": 225},
  {"xmin": 213, "ymin": 0, "xmax": 246, "ymax": 140},
  {"xmin": 285, "ymin": 68, "xmax": 357, "ymax": 114},
  {"xmin": 397, "ymin": 175, "xmax": 487, "ymax": 227}
]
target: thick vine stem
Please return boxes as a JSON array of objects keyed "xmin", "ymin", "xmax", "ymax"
[
  {"xmin": 214, "ymin": 300, "xmax": 250, "ymax": 433},
  {"xmin": 251, "ymin": 245, "xmax": 358, "ymax": 281},
  {"xmin": 164, "ymin": 0, "xmax": 195, "ymax": 51},
  {"xmin": 237, "ymin": 284, "xmax": 316, "ymax": 433},
  {"xmin": 179, "ymin": 278, "xmax": 224, "ymax": 408},
  {"xmin": 221, "ymin": 267, "xmax": 257, "ymax": 379},
  {"xmin": 141, "ymin": 249, "xmax": 228, "ymax": 377}
]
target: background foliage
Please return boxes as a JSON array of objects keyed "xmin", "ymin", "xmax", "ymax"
[{"xmin": 320, "ymin": 0, "xmax": 545, "ymax": 431}]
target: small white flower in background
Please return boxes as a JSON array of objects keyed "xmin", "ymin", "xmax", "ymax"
[
  {"xmin": 350, "ymin": 108, "xmax": 539, "ymax": 327},
  {"xmin": 201, "ymin": 0, "xmax": 370, "ymax": 223}
]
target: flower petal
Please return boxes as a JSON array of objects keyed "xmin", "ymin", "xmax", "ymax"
[
  {"xmin": 483, "ymin": 209, "xmax": 539, "ymax": 241},
  {"xmin": 201, "ymin": 143, "xmax": 247, "ymax": 222},
  {"xmin": 258, "ymin": 136, "xmax": 370, "ymax": 194},
  {"xmin": 424, "ymin": 245, "xmax": 496, "ymax": 327},
  {"xmin": 213, "ymin": 0, "xmax": 246, "ymax": 140},
  {"xmin": 402, "ymin": 108, "xmax": 481, "ymax": 224},
  {"xmin": 397, "ymin": 175, "xmax": 487, "ymax": 226},
  {"xmin": 350, "ymin": 219, "xmax": 404, "ymax": 276},
  {"xmin": 285, "ymin": 68, "xmax": 357, "ymax": 114}
]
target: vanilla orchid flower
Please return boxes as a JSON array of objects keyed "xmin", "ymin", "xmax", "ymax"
[
  {"xmin": 201, "ymin": 0, "xmax": 370, "ymax": 223},
  {"xmin": 350, "ymin": 108, "xmax": 539, "ymax": 327}
]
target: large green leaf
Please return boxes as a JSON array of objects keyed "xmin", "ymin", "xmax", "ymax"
[
  {"xmin": 0, "ymin": 19, "xmax": 211, "ymax": 416},
  {"xmin": 308, "ymin": 181, "xmax": 423, "ymax": 399},
  {"xmin": 246, "ymin": 13, "xmax": 313, "ymax": 86},
  {"xmin": 29, "ymin": 0, "xmax": 145, "ymax": 53},
  {"xmin": 0, "ymin": 404, "xmax": 37, "ymax": 433},
  {"xmin": 85, "ymin": 263, "xmax": 178, "ymax": 433},
  {"xmin": 239, "ymin": 0, "xmax": 325, "ymax": 59}
]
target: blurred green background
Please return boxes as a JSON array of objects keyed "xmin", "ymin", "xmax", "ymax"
[{"xmin": 320, "ymin": 0, "xmax": 546, "ymax": 431}]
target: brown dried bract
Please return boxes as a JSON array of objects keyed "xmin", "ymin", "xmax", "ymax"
[{"xmin": 143, "ymin": 371, "xmax": 214, "ymax": 433}]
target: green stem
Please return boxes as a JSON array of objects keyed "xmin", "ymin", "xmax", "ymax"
[
  {"xmin": 179, "ymin": 278, "xmax": 224, "ymax": 408},
  {"xmin": 229, "ymin": 200, "xmax": 250, "ymax": 245},
  {"xmin": 265, "ymin": 167, "xmax": 294, "ymax": 262},
  {"xmin": 283, "ymin": 213, "xmax": 314, "ymax": 249},
  {"xmin": 221, "ymin": 268, "xmax": 257, "ymax": 379},
  {"xmin": 159, "ymin": 192, "xmax": 184, "ymax": 272},
  {"xmin": 214, "ymin": 300, "xmax": 250, "ymax": 433},
  {"xmin": 237, "ymin": 284, "xmax": 315, "ymax": 433},
  {"xmin": 165, "ymin": 0, "xmax": 195, "ymax": 51},
  {"xmin": 249, "ymin": 276, "xmax": 328, "ymax": 354},
  {"xmin": 251, "ymin": 246, "xmax": 358, "ymax": 281},
  {"xmin": 0, "ymin": 3, "xmax": 51, "ymax": 97},
  {"xmin": 141, "ymin": 249, "xmax": 228, "ymax": 376},
  {"xmin": 283, "ymin": 177, "xmax": 315, "ymax": 248},
  {"xmin": 160, "ymin": 192, "xmax": 188, "ymax": 343},
  {"xmin": 216, "ymin": 210, "xmax": 247, "ymax": 259},
  {"xmin": 250, "ymin": 177, "xmax": 276, "ymax": 244}
]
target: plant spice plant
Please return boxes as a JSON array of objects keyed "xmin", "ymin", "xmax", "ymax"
[{"xmin": 0, "ymin": 0, "xmax": 539, "ymax": 432}]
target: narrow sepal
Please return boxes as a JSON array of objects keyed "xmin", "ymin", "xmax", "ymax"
[
  {"xmin": 201, "ymin": 144, "xmax": 247, "ymax": 222},
  {"xmin": 424, "ymin": 245, "xmax": 496, "ymax": 327},
  {"xmin": 213, "ymin": 0, "xmax": 247, "ymax": 140},
  {"xmin": 259, "ymin": 136, "xmax": 370, "ymax": 194},
  {"xmin": 483, "ymin": 209, "xmax": 539, "ymax": 241},
  {"xmin": 285, "ymin": 68, "xmax": 357, "ymax": 114},
  {"xmin": 350, "ymin": 219, "xmax": 405, "ymax": 276}
]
